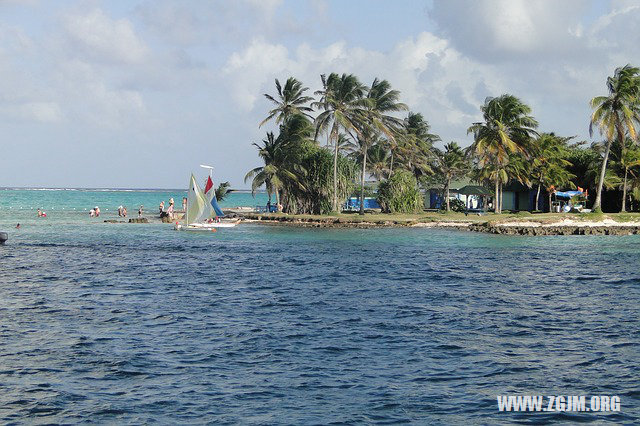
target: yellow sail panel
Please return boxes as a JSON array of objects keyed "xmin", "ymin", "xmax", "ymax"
[{"xmin": 186, "ymin": 174, "xmax": 205, "ymax": 225}]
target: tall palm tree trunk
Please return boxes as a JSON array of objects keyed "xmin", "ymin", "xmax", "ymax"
[
  {"xmin": 494, "ymin": 179, "xmax": 500, "ymax": 214},
  {"xmin": 535, "ymin": 183, "xmax": 541, "ymax": 212},
  {"xmin": 445, "ymin": 178, "xmax": 451, "ymax": 211},
  {"xmin": 359, "ymin": 150, "xmax": 367, "ymax": 215},
  {"xmin": 548, "ymin": 191, "xmax": 553, "ymax": 213},
  {"xmin": 275, "ymin": 187, "xmax": 281, "ymax": 212},
  {"xmin": 622, "ymin": 167, "xmax": 628, "ymax": 212},
  {"xmin": 389, "ymin": 151, "xmax": 394, "ymax": 177},
  {"xmin": 333, "ymin": 141, "xmax": 339, "ymax": 212},
  {"xmin": 499, "ymin": 182, "xmax": 503, "ymax": 212},
  {"xmin": 593, "ymin": 139, "xmax": 613, "ymax": 211}
]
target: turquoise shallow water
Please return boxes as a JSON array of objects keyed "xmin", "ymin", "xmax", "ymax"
[
  {"xmin": 0, "ymin": 188, "xmax": 268, "ymax": 220},
  {"xmin": 0, "ymin": 190, "xmax": 639, "ymax": 423}
]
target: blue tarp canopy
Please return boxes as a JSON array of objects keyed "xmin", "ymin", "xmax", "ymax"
[
  {"xmin": 345, "ymin": 197, "xmax": 381, "ymax": 210},
  {"xmin": 555, "ymin": 190, "xmax": 583, "ymax": 199}
]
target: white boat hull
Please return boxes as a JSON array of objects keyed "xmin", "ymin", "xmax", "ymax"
[{"xmin": 174, "ymin": 221, "xmax": 239, "ymax": 231}]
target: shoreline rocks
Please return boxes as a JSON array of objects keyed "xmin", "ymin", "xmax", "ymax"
[
  {"xmin": 128, "ymin": 218, "xmax": 149, "ymax": 223},
  {"xmin": 240, "ymin": 213, "xmax": 640, "ymax": 235},
  {"xmin": 468, "ymin": 224, "xmax": 640, "ymax": 236},
  {"xmin": 241, "ymin": 213, "xmax": 420, "ymax": 228}
]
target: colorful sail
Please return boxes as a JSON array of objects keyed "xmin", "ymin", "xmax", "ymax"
[
  {"xmin": 186, "ymin": 174, "xmax": 206, "ymax": 225},
  {"xmin": 190, "ymin": 176, "xmax": 214, "ymax": 223},
  {"xmin": 203, "ymin": 176, "xmax": 225, "ymax": 217}
]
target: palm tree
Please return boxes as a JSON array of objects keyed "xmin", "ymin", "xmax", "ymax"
[
  {"xmin": 468, "ymin": 95, "xmax": 538, "ymax": 213},
  {"xmin": 393, "ymin": 112, "xmax": 439, "ymax": 177},
  {"xmin": 586, "ymin": 141, "xmax": 622, "ymax": 198},
  {"xmin": 615, "ymin": 139, "xmax": 640, "ymax": 211},
  {"xmin": 245, "ymin": 132, "xmax": 280, "ymax": 206},
  {"xmin": 354, "ymin": 78, "xmax": 408, "ymax": 214},
  {"xmin": 434, "ymin": 142, "xmax": 469, "ymax": 211},
  {"xmin": 215, "ymin": 182, "xmax": 231, "ymax": 202},
  {"xmin": 531, "ymin": 133, "xmax": 574, "ymax": 211},
  {"xmin": 328, "ymin": 133, "xmax": 353, "ymax": 156},
  {"xmin": 260, "ymin": 77, "xmax": 314, "ymax": 127},
  {"xmin": 346, "ymin": 126, "xmax": 375, "ymax": 213},
  {"xmin": 313, "ymin": 73, "xmax": 368, "ymax": 211},
  {"xmin": 395, "ymin": 136, "xmax": 435, "ymax": 179},
  {"xmin": 244, "ymin": 131, "xmax": 302, "ymax": 209},
  {"xmin": 589, "ymin": 64, "xmax": 640, "ymax": 211},
  {"xmin": 367, "ymin": 143, "xmax": 391, "ymax": 181}
]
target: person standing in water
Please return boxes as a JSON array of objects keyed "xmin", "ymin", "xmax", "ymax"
[
  {"xmin": 182, "ymin": 197, "xmax": 187, "ymax": 212},
  {"xmin": 167, "ymin": 199, "xmax": 174, "ymax": 220},
  {"xmin": 138, "ymin": 205, "xmax": 143, "ymax": 217}
]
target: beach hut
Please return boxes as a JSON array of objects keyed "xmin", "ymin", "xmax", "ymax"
[
  {"xmin": 424, "ymin": 179, "xmax": 472, "ymax": 209},
  {"xmin": 456, "ymin": 185, "xmax": 493, "ymax": 210}
]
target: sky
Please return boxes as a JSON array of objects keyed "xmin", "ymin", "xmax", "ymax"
[{"xmin": 0, "ymin": 0, "xmax": 639, "ymax": 189}]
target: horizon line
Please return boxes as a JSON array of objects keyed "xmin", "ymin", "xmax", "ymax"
[{"xmin": 0, "ymin": 186, "xmax": 263, "ymax": 192}]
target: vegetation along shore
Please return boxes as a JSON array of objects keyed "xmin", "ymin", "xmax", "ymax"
[{"xmin": 244, "ymin": 65, "xmax": 640, "ymax": 232}]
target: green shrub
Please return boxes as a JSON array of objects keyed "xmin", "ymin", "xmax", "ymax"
[
  {"xmin": 445, "ymin": 198, "xmax": 466, "ymax": 213},
  {"xmin": 377, "ymin": 171, "xmax": 424, "ymax": 213}
]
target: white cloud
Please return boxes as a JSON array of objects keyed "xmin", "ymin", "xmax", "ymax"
[
  {"xmin": 51, "ymin": 59, "xmax": 147, "ymax": 128},
  {"xmin": 62, "ymin": 8, "xmax": 149, "ymax": 64},
  {"xmin": 221, "ymin": 2, "xmax": 640, "ymax": 150},
  {"xmin": 222, "ymin": 32, "xmax": 499, "ymax": 144},
  {"xmin": 223, "ymin": 38, "xmax": 293, "ymax": 111},
  {"xmin": 429, "ymin": 0, "xmax": 589, "ymax": 61},
  {"xmin": 1, "ymin": 0, "xmax": 639, "ymax": 187},
  {"xmin": 135, "ymin": 0, "xmax": 287, "ymax": 48},
  {"xmin": 0, "ymin": 24, "xmax": 33, "ymax": 53},
  {"xmin": 0, "ymin": 101, "xmax": 62, "ymax": 123},
  {"xmin": 20, "ymin": 102, "xmax": 63, "ymax": 122}
]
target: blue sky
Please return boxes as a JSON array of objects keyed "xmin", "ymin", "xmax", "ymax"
[{"xmin": 0, "ymin": 0, "xmax": 638, "ymax": 188}]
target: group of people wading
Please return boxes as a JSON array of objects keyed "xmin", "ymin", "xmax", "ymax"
[{"xmin": 159, "ymin": 197, "xmax": 187, "ymax": 221}]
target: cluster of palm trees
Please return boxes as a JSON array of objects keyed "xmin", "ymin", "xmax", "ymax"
[
  {"xmin": 246, "ymin": 64, "xmax": 640, "ymax": 215},
  {"xmin": 246, "ymin": 74, "xmax": 437, "ymax": 214},
  {"xmin": 590, "ymin": 64, "xmax": 640, "ymax": 211}
]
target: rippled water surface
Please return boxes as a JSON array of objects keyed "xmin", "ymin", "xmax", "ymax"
[{"xmin": 1, "ymin": 192, "xmax": 639, "ymax": 424}]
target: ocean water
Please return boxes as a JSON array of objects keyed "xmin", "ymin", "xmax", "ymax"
[
  {"xmin": 0, "ymin": 188, "xmax": 269, "ymax": 217},
  {"xmin": 0, "ymin": 190, "xmax": 639, "ymax": 424}
]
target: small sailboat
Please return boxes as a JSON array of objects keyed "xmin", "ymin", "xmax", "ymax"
[{"xmin": 174, "ymin": 172, "xmax": 239, "ymax": 231}]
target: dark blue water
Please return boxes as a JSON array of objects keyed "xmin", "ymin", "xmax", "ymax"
[{"xmin": 1, "ymin": 223, "xmax": 639, "ymax": 424}]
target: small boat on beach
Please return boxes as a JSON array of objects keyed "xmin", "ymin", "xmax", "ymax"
[{"xmin": 175, "ymin": 172, "xmax": 239, "ymax": 231}]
